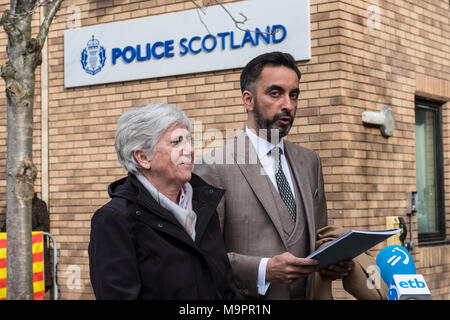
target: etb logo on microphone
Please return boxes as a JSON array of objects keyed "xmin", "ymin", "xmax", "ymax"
[
  {"xmin": 386, "ymin": 246, "xmax": 409, "ymax": 266},
  {"xmin": 391, "ymin": 274, "xmax": 431, "ymax": 300}
]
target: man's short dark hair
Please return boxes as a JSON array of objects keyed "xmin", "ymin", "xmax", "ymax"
[{"xmin": 240, "ymin": 51, "xmax": 302, "ymax": 93}]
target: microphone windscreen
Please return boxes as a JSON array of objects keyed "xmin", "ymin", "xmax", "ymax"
[{"xmin": 376, "ymin": 245, "xmax": 416, "ymax": 285}]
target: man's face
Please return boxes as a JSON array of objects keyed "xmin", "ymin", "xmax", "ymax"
[{"xmin": 244, "ymin": 64, "xmax": 300, "ymax": 140}]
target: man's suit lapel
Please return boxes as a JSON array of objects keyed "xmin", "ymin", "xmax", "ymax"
[
  {"xmin": 284, "ymin": 141, "xmax": 317, "ymax": 253},
  {"xmin": 234, "ymin": 132, "xmax": 288, "ymax": 249}
]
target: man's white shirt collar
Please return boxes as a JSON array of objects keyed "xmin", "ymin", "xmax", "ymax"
[
  {"xmin": 245, "ymin": 126, "xmax": 285, "ymax": 160},
  {"xmin": 244, "ymin": 126, "xmax": 295, "ymax": 198}
]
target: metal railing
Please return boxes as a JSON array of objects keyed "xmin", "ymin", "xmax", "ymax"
[{"xmin": 43, "ymin": 232, "xmax": 60, "ymax": 300}]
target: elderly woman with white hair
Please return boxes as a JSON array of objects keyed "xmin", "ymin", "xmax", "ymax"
[{"xmin": 88, "ymin": 103, "xmax": 242, "ymax": 300}]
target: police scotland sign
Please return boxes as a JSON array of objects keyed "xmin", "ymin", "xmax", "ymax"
[{"xmin": 64, "ymin": 0, "xmax": 311, "ymax": 88}]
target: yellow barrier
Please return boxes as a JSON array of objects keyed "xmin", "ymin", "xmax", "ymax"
[{"xmin": 0, "ymin": 232, "xmax": 45, "ymax": 300}]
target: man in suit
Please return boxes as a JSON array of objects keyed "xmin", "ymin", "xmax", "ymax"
[{"xmin": 194, "ymin": 52, "xmax": 355, "ymax": 299}]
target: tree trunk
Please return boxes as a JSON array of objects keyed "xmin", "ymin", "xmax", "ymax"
[
  {"xmin": 1, "ymin": 0, "xmax": 63, "ymax": 300},
  {"xmin": 2, "ymin": 2, "xmax": 38, "ymax": 299}
]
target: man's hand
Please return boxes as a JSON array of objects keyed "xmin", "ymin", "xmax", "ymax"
[
  {"xmin": 319, "ymin": 260, "xmax": 355, "ymax": 280},
  {"xmin": 266, "ymin": 252, "xmax": 319, "ymax": 284}
]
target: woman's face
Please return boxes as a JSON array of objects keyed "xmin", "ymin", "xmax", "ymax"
[{"xmin": 149, "ymin": 124, "xmax": 194, "ymax": 187}]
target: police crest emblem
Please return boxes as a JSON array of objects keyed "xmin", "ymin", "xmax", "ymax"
[{"xmin": 81, "ymin": 35, "xmax": 106, "ymax": 75}]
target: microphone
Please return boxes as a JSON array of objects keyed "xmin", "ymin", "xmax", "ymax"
[{"xmin": 376, "ymin": 245, "xmax": 431, "ymax": 300}]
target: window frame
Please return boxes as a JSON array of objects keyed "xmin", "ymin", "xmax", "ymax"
[{"xmin": 415, "ymin": 98, "xmax": 446, "ymax": 244}]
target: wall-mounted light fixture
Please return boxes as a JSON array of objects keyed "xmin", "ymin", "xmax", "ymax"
[{"xmin": 362, "ymin": 107, "xmax": 395, "ymax": 137}]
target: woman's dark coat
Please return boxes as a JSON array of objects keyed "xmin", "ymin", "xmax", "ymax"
[{"xmin": 88, "ymin": 173, "xmax": 241, "ymax": 300}]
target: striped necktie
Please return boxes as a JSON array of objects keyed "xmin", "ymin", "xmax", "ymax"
[{"xmin": 272, "ymin": 147, "xmax": 296, "ymax": 222}]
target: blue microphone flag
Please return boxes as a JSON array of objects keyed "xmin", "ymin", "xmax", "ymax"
[{"xmin": 376, "ymin": 245, "xmax": 416, "ymax": 286}]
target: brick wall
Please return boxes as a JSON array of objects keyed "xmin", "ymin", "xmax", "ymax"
[
  {"xmin": 0, "ymin": 0, "xmax": 448, "ymax": 300},
  {"xmin": 309, "ymin": 0, "xmax": 450, "ymax": 299}
]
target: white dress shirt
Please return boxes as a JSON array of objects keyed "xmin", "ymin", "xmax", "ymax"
[
  {"xmin": 245, "ymin": 126, "xmax": 296, "ymax": 295},
  {"xmin": 245, "ymin": 127, "xmax": 296, "ymax": 196},
  {"xmin": 136, "ymin": 172, "xmax": 197, "ymax": 241}
]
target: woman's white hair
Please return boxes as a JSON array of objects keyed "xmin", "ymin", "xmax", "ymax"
[{"xmin": 115, "ymin": 103, "xmax": 191, "ymax": 174}]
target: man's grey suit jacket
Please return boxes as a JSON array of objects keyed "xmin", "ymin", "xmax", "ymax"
[{"xmin": 194, "ymin": 131, "xmax": 328, "ymax": 299}]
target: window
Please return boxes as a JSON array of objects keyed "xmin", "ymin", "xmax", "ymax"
[{"xmin": 415, "ymin": 99, "xmax": 446, "ymax": 243}]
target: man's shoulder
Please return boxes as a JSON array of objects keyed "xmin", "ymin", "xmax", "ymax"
[
  {"xmin": 193, "ymin": 133, "xmax": 248, "ymax": 185},
  {"xmin": 284, "ymin": 140, "xmax": 319, "ymax": 157},
  {"xmin": 196, "ymin": 135, "xmax": 242, "ymax": 166}
]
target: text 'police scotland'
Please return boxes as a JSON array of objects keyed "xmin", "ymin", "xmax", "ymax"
[{"xmin": 111, "ymin": 25, "xmax": 287, "ymax": 64}]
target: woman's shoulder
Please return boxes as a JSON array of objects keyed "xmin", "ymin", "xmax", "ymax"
[{"xmin": 91, "ymin": 197, "xmax": 135, "ymax": 226}]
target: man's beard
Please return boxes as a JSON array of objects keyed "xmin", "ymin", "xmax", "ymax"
[{"xmin": 253, "ymin": 97, "xmax": 295, "ymax": 142}]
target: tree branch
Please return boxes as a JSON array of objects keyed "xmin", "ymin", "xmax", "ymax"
[
  {"xmin": 212, "ymin": 0, "xmax": 248, "ymax": 32},
  {"xmin": 192, "ymin": 0, "xmax": 249, "ymax": 33},
  {"xmin": 9, "ymin": 0, "xmax": 54, "ymax": 17},
  {"xmin": 193, "ymin": 2, "xmax": 212, "ymax": 35},
  {"xmin": 191, "ymin": 0, "xmax": 273, "ymax": 35},
  {"xmin": 1, "ymin": 11, "xmax": 26, "ymax": 49},
  {"xmin": 9, "ymin": 0, "xmax": 18, "ymax": 14},
  {"xmin": 36, "ymin": 0, "xmax": 64, "ymax": 51}
]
